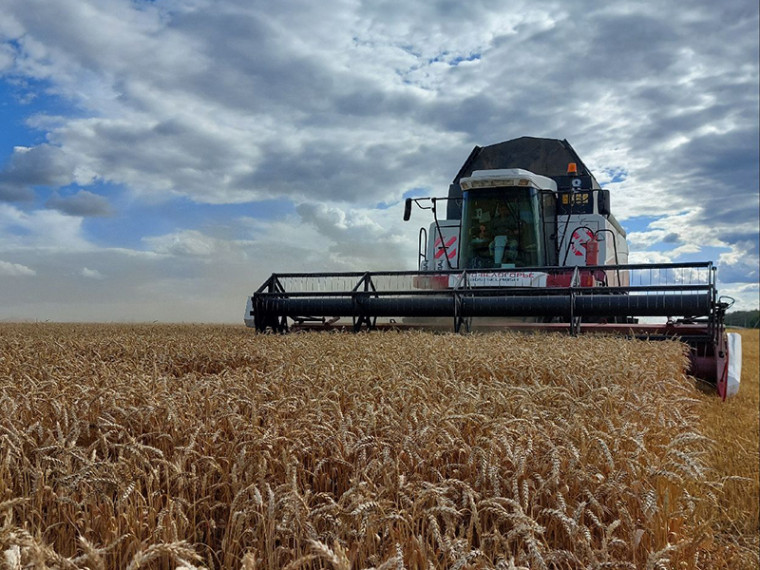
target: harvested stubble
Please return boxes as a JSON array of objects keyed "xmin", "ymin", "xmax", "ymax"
[{"xmin": 0, "ymin": 324, "xmax": 749, "ymax": 569}]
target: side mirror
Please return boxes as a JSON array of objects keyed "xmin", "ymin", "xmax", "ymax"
[
  {"xmin": 403, "ymin": 198, "xmax": 412, "ymax": 221},
  {"xmin": 598, "ymin": 189, "xmax": 611, "ymax": 217}
]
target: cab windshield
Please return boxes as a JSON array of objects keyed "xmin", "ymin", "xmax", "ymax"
[{"xmin": 459, "ymin": 187, "xmax": 544, "ymax": 269}]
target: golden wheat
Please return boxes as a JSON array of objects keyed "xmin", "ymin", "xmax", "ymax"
[
  {"xmin": 0, "ymin": 323, "xmax": 756, "ymax": 569},
  {"xmin": 695, "ymin": 328, "xmax": 759, "ymax": 568}
]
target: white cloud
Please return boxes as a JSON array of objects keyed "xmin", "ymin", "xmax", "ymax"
[
  {"xmin": 144, "ymin": 229, "xmax": 231, "ymax": 258},
  {"xmin": 0, "ymin": 204, "xmax": 92, "ymax": 252},
  {"xmin": 0, "ymin": 259, "xmax": 35, "ymax": 276},
  {"xmin": 628, "ymin": 250, "xmax": 674, "ymax": 265},
  {"xmin": 81, "ymin": 267, "xmax": 104, "ymax": 279}
]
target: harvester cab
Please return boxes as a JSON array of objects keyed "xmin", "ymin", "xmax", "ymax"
[
  {"xmin": 409, "ymin": 167, "xmax": 629, "ymax": 282},
  {"xmin": 246, "ymin": 136, "xmax": 741, "ymax": 399}
]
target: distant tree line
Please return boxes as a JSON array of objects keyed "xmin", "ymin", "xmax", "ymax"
[{"xmin": 725, "ymin": 309, "xmax": 760, "ymax": 328}]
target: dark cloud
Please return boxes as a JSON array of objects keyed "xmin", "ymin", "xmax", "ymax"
[
  {"xmin": 718, "ymin": 259, "xmax": 760, "ymax": 285},
  {"xmin": 46, "ymin": 189, "xmax": 113, "ymax": 217},
  {"xmin": 0, "ymin": 183, "xmax": 35, "ymax": 202},
  {"xmin": 642, "ymin": 128, "xmax": 760, "ymax": 233},
  {"xmin": 163, "ymin": 8, "xmax": 340, "ymax": 115},
  {"xmin": 244, "ymin": 137, "xmax": 449, "ymax": 203},
  {"xmin": 0, "ymin": 145, "xmax": 73, "ymax": 196},
  {"xmin": 720, "ymin": 232, "xmax": 760, "ymax": 252}
]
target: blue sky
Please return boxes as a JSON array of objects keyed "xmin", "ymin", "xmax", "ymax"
[{"xmin": 0, "ymin": 0, "xmax": 758, "ymax": 322}]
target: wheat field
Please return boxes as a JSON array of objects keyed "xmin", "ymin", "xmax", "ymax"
[{"xmin": 0, "ymin": 324, "xmax": 757, "ymax": 569}]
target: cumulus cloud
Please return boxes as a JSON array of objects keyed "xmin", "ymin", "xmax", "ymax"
[
  {"xmin": 81, "ymin": 267, "xmax": 104, "ymax": 279},
  {"xmin": 0, "ymin": 259, "xmax": 35, "ymax": 276},
  {"xmin": 628, "ymin": 250, "xmax": 675, "ymax": 265},
  {"xmin": 295, "ymin": 201, "xmax": 413, "ymax": 270},
  {"xmin": 0, "ymin": 145, "xmax": 72, "ymax": 201},
  {"xmin": 144, "ymin": 229, "xmax": 231, "ymax": 258},
  {"xmin": 0, "ymin": 181, "xmax": 35, "ymax": 202},
  {"xmin": 718, "ymin": 239, "xmax": 760, "ymax": 284},
  {"xmin": 0, "ymin": 204, "xmax": 92, "ymax": 252},
  {"xmin": 46, "ymin": 189, "xmax": 113, "ymax": 217}
]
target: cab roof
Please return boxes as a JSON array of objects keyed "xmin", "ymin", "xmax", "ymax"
[{"xmin": 460, "ymin": 168, "xmax": 558, "ymax": 191}]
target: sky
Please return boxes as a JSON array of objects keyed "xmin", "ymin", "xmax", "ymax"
[{"xmin": 0, "ymin": 0, "xmax": 758, "ymax": 323}]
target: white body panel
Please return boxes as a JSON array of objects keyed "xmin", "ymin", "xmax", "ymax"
[
  {"xmin": 726, "ymin": 332, "xmax": 742, "ymax": 397},
  {"xmin": 557, "ymin": 215, "xmax": 629, "ymax": 266},
  {"xmin": 422, "ymin": 220, "xmax": 461, "ymax": 270},
  {"xmin": 244, "ymin": 297, "xmax": 255, "ymax": 328},
  {"xmin": 555, "ymin": 214, "xmax": 629, "ymax": 286}
]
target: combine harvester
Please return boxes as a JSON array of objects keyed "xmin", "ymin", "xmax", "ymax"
[{"xmin": 245, "ymin": 137, "xmax": 741, "ymax": 398}]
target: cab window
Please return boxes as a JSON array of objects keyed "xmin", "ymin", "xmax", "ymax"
[{"xmin": 459, "ymin": 187, "xmax": 543, "ymax": 269}]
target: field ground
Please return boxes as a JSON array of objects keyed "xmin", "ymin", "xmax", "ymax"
[{"xmin": 0, "ymin": 324, "xmax": 758, "ymax": 569}]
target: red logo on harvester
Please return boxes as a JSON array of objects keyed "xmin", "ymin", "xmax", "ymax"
[
  {"xmin": 571, "ymin": 228, "xmax": 594, "ymax": 257},
  {"xmin": 434, "ymin": 236, "xmax": 457, "ymax": 259}
]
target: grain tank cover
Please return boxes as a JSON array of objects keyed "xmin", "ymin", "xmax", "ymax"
[{"xmin": 447, "ymin": 137, "xmax": 599, "ymax": 219}]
